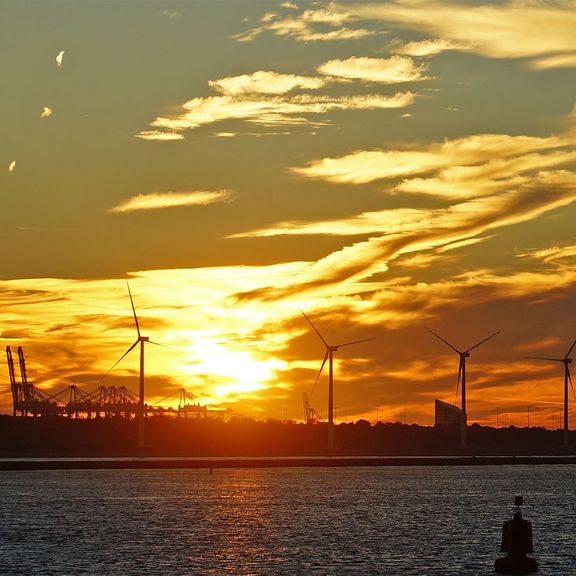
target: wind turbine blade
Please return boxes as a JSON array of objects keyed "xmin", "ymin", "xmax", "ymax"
[
  {"xmin": 310, "ymin": 351, "xmax": 329, "ymax": 399},
  {"xmin": 526, "ymin": 356, "xmax": 563, "ymax": 362},
  {"xmin": 336, "ymin": 337, "xmax": 374, "ymax": 349},
  {"xmin": 565, "ymin": 337, "xmax": 576, "ymax": 360},
  {"xmin": 126, "ymin": 282, "xmax": 141, "ymax": 338},
  {"xmin": 300, "ymin": 308, "xmax": 328, "ymax": 347},
  {"xmin": 148, "ymin": 340, "xmax": 180, "ymax": 353},
  {"xmin": 425, "ymin": 327, "xmax": 460, "ymax": 354},
  {"xmin": 465, "ymin": 330, "xmax": 500, "ymax": 353},
  {"xmin": 99, "ymin": 340, "xmax": 139, "ymax": 382}
]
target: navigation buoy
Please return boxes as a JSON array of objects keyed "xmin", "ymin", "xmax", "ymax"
[{"xmin": 494, "ymin": 495, "xmax": 538, "ymax": 574}]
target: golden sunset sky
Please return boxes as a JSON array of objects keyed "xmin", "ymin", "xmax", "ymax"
[{"xmin": 1, "ymin": 0, "xmax": 576, "ymax": 427}]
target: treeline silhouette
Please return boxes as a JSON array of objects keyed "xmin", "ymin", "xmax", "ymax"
[{"xmin": 0, "ymin": 415, "xmax": 574, "ymax": 457}]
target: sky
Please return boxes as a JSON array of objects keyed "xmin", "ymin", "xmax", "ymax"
[{"xmin": 1, "ymin": 0, "xmax": 576, "ymax": 428}]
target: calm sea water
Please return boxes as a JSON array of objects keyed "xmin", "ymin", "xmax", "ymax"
[{"xmin": 1, "ymin": 465, "xmax": 575, "ymax": 575}]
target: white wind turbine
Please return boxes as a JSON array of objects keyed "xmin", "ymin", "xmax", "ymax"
[
  {"xmin": 103, "ymin": 283, "xmax": 164, "ymax": 449},
  {"xmin": 426, "ymin": 327, "xmax": 500, "ymax": 449},
  {"xmin": 527, "ymin": 337, "xmax": 576, "ymax": 449},
  {"xmin": 301, "ymin": 310, "xmax": 373, "ymax": 450}
]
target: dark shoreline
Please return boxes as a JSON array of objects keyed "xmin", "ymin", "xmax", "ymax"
[{"xmin": 2, "ymin": 455, "xmax": 576, "ymax": 471}]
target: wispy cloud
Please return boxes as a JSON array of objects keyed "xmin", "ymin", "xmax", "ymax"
[
  {"xmin": 233, "ymin": 7, "xmax": 377, "ymax": 43},
  {"xmin": 209, "ymin": 71, "xmax": 326, "ymax": 95},
  {"xmin": 233, "ymin": 117, "xmax": 576, "ymax": 300},
  {"xmin": 318, "ymin": 55, "xmax": 428, "ymax": 83},
  {"xmin": 135, "ymin": 130, "xmax": 185, "ymax": 141},
  {"xmin": 393, "ymin": 38, "xmax": 459, "ymax": 57},
  {"xmin": 519, "ymin": 242, "xmax": 576, "ymax": 264},
  {"xmin": 351, "ymin": 0, "xmax": 576, "ymax": 69},
  {"xmin": 241, "ymin": 1, "xmax": 576, "ymax": 69},
  {"xmin": 109, "ymin": 190, "xmax": 235, "ymax": 213},
  {"xmin": 325, "ymin": 1, "xmax": 576, "ymax": 69},
  {"xmin": 292, "ymin": 134, "xmax": 569, "ymax": 186},
  {"xmin": 2, "ymin": 262, "xmax": 576, "ymax": 422},
  {"xmin": 233, "ymin": 170, "xmax": 576, "ymax": 240},
  {"xmin": 138, "ymin": 50, "xmax": 427, "ymax": 138},
  {"xmin": 142, "ymin": 92, "xmax": 414, "ymax": 135}
]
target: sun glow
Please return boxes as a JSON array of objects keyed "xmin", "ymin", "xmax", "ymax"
[{"xmin": 182, "ymin": 340, "xmax": 288, "ymax": 401}]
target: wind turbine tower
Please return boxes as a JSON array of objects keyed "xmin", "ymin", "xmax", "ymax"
[
  {"xmin": 426, "ymin": 327, "xmax": 500, "ymax": 450},
  {"xmin": 104, "ymin": 283, "xmax": 159, "ymax": 449},
  {"xmin": 301, "ymin": 310, "xmax": 372, "ymax": 450},
  {"xmin": 528, "ymin": 337, "xmax": 576, "ymax": 449}
]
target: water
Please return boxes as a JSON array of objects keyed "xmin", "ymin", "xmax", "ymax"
[{"xmin": 1, "ymin": 465, "xmax": 575, "ymax": 575}]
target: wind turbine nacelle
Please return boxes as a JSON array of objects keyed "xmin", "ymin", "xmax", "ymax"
[{"xmin": 141, "ymin": 336, "xmax": 150, "ymax": 342}]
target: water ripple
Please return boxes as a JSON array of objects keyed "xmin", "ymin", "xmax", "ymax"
[{"xmin": 0, "ymin": 465, "xmax": 574, "ymax": 575}]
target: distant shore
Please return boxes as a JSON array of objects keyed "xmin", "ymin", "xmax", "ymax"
[
  {"xmin": 3, "ymin": 415, "xmax": 576, "ymax": 464},
  {"xmin": 2, "ymin": 455, "xmax": 576, "ymax": 471}
]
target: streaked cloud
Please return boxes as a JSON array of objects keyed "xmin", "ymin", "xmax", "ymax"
[
  {"xmin": 233, "ymin": 8, "xmax": 376, "ymax": 43},
  {"xmin": 393, "ymin": 38, "xmax": 458, "ymax": 57},
  {"xmin": 293, "ymin": 134, "xmax": 569, "ymax": 186},
  {"xmin": 109, "ymin": 190, "xmax": 235, "ymax": 213},
  {"xmin": 351, "ymin": 0, "xmax": 576, "ymax": 69},
  {"xmin": 4, "ymin": 0, "xmax": 576, "ymax": 427},
  {"xmin": 395, "ymin": 151, "xmax": 576, "ymax": 200},
  {"xmin": 333, "ymin": 1, "xmax": 576, "ymax": 69},
  {"xmin": 233, "ymin": 116, "xmax": 576, "ymax": 301},
  {"xmin": 234, "ymin": 170, "xmax": 576, "ymax": 240},
  {"xmin": 56, "ymin": 50, "xmax": 65, "ymax": 67},
  {"xmin": 318, "ymin": 56, "xmax": 428, "ymax": 84},
  {"xmin": 142, "ymin": 92, "xmax": 414, "ymax": 135},
  {"xmin": 2, "ymin": 260, "xmax": 576, "ymax": 423},
  {"xmin": 135, "ymin": 130, "xmax": 185, "ymax": 141},
  {"xmin": 519, "ymin": 243, "xmax": 576, "ymax": 264},
  {"xmin": 209, "ymin": 71, "xmax": 326, "ymax": 95},
  {"xmin": 40, "ymin": 106, "xmax": 53, "ymax": 119},
  {"xmin": 243, "ymin": 1, "xmax": 576, "ymax": 69},
  {"xmin": 138, "ymin": 50, "xmax": 428, "ymax": 138}
]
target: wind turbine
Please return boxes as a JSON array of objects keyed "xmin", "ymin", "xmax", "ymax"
[
  {"xmin": 426, "ymin": 327, "xmax": 500, "ymax": 449},
  {"xmin": 527, "ymin": 337, "xmax": 576, "ymax": 449},
  {"xmin": 301, "ymin": 310, "xmax": 373, "ymax": 450},
  {"xmin": 103, "ymin": 283, "xmax": 162, "ymax": 449}
]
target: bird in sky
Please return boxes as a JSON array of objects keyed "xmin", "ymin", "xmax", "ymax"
[
  {"xmin": 8, "ymin": 160, "xmax": 16, "ymax": 173},
  {"xmin": 41, "ymin": 106, "xmax": 53, "ymax": 119},
  {"xmin": 56, "ymin": 50, "xmax": 65, "ymax": 67}
]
